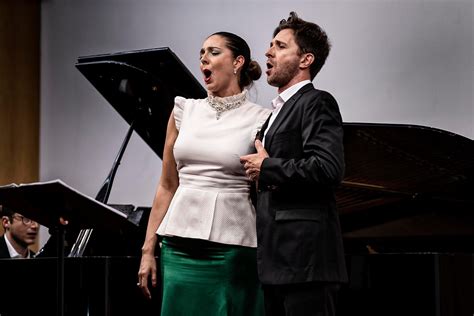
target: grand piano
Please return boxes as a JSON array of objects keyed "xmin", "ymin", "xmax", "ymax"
[{"xmin": 0, "ymin": 48, "xmax": 473, "ymax": 316}]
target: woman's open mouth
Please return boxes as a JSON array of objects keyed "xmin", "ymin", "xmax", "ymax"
[{"xmin": 203, "ymin": 69, "xmax": 212, "ymax": 83}]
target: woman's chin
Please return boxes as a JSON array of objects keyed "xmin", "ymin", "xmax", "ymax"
[{"xmin": 206, "ymin": 86, "xmax": 219, "ymax": 95}]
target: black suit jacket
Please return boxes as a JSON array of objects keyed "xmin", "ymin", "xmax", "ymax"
[
  {"xmin": 0, "ymin": 235, "xmax": 12, "ymax": 258},
  {"xmin": 256, "ymin": 83, "xmax": 348, "ymax": 285}
]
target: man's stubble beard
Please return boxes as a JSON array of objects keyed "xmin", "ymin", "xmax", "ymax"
[{"xmin": 267, "ymin": 60, "xmax": 300, "ymax": 88}]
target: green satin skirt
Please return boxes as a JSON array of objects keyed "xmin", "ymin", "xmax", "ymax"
[{"xmin": 160, "ymin": 237, "xmax": 264, "ymax": 316}]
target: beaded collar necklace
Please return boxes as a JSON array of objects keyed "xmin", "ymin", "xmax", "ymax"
[{"xmin": 206, "ymin": 90, "xmax": 247, "ymax": 119}]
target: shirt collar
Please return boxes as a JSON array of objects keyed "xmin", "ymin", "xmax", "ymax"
[
  {"xmin": 279, "ymin": 80, "xmax": 312, "ymax": 103},
  {"xmin": 4, "ymin": 234, "xmax": 30, "ymax": 259}
]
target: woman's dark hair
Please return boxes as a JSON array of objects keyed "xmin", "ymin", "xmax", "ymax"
[
  {"xmin": 273, "ymin": 12, "xmax": 331, "ymax": 80},
  {"xmin": 210, "ymin": 31, "xmax": 261, "ymax": 89}
]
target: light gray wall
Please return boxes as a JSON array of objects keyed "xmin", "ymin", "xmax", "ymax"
[{"xmin": 39, "ymin": 0, "xmax": 474, "ymax": 246}]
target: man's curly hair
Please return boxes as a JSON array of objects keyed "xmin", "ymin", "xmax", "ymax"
[{"xmin": 273, "ymin": 12, "xmax": 331, "ymax": 80}]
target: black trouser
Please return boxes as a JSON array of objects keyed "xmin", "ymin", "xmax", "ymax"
[{"xmin": 262, "ymin": 282, "xmax": 340, "ymax": 316}]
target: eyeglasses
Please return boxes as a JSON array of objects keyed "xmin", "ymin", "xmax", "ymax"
[{"xmin": 12, "ymin": 214, "xmax": 35, "ymax": 225}]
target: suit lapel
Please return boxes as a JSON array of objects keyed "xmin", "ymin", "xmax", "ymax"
[
  {"xmin": 264, "ymin": 83, "xmax": 314, "ymax": 149},
  {"xmin": 0, "ymin": 236, "xmax": 11, "ymax": 258}
]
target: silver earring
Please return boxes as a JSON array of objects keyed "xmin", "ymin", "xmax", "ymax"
[{"xmin": 233, "ymin": 69, "xmax": 237, "ymax": 75}]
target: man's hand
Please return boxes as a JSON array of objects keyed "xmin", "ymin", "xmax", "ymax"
[{"xmin": 240, "ymin": 140, "xmax": 269, "ymax": 181}]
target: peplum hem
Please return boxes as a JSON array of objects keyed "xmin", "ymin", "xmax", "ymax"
[{"xmin": 157, "ymin": 185, "xmax": 258, "ymax": 248}]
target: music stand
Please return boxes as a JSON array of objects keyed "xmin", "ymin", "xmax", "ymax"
[{"xmin": 0, "ymin": 179, "xmax": 137, "ymax": 316}]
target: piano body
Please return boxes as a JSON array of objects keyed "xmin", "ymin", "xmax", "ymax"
[
  {"xmin": 338, "ymin": 123, "xmax": 474, "ymax": 316},
  {"xmin": 0, "ymin": 48, "xmax": 473, "ymax": 316}
]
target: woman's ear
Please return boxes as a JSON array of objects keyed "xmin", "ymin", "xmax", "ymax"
[
  {"xmin": 233, "ymin": 55, "xmax": 245, "ymax": 73},
  {"xmin": 300, "ymin": 53, "xmax": 315, "ymax": 70}
]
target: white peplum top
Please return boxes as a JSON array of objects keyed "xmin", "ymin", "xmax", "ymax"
[{"xmin": 157, "ymin": 92, "xmax": 271, "ymax": 247}]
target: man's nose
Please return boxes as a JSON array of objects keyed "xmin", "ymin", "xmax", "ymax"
[{"xmin": 265, "ymin": 46, "xmax": 273, "ymax": 58}]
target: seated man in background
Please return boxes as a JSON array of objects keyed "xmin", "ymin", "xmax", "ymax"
[{"xmin": 0, "ymin": 205, "xmax": 39, "ymax": 258}]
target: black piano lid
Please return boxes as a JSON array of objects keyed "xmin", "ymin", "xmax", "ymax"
[
  {"xmin": 76, "ymin": 47, "xmax": 207, "ymax": 158},
  {"xmin": 339, "ymin": 123, "xmax": 474, "ymax": 249},
  {"xmin": 339, "ymin": 122, "xmax": 473, "ymax": 209}
]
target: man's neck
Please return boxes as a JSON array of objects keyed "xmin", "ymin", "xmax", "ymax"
[{"xmin": 277, "ymin": 73, "xmax": 311, "ymax": 94}]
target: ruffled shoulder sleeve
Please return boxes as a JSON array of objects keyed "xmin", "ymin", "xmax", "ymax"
[{"xmin": 173, "ymin": 96, "xmax": 186, "ymax": 130}]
